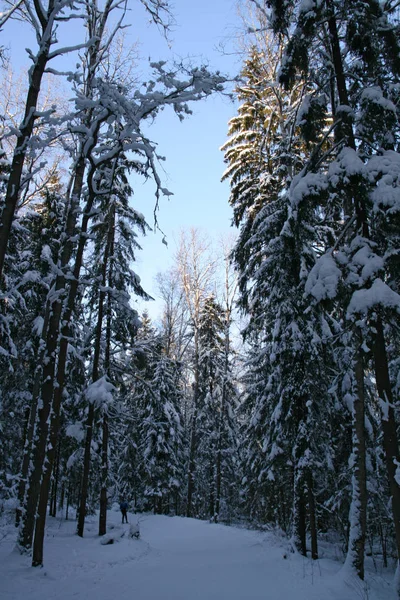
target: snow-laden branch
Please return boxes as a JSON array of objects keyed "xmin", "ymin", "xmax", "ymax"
[
  {"xmin": 0, "ymin": 0, "xmax": 25, "ymax": 28},
  {"xmin": 47, "ymin": 36, "xmax": 99, "ymax": 60}
]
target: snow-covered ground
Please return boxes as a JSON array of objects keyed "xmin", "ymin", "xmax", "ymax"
[{"xmin": 0, "ymin": 509, "xmax": 395, "ymax": 600}]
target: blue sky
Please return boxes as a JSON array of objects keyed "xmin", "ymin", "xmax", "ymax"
[
  {"xmin": 3, "ymin": 0, "xmax": 243, "ymax": 319},
  {"xmin": 130, "ymin": 0, "xmax": 242, "ymax": 318}
]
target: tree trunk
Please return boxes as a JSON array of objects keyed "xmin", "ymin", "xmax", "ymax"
[
  {"xmin": 59, "ymin": 480, "xmax": 65, "ymax": 515},
  {"xmin": 186, "ymin": 409, "xmax": 197, "ymax": 518},
  {"xmin": 208, "ymin": 456, "xmax": 215, "ymax": 520},
  {"xmin": 98, "ymin": 414, "xmax": 109, "ymax": 536},
  {"xmin": 76, "ymin": 403, "xmax": 95, "ymax": 538},
  {"xmin": 187, "ymin": 333, "xmax": 200, "ymax": 518},
  {"xmin": 215, "ymin": 435, "xmax": 222, "ymax": 522},
  {"xmin": 293, "ymin": 470, "xmax": 307, "ymax": 556},
  {"xmin": 373, "ymin": 316, "xmax": 400, "ymax": 568},
  {"xmin": 0, "ymin": 4, "xmax": 54, "ymax": 281},
  {"xmin": 16, "ymin": 302, "xmax": 51, "ymax": 530},
  {"xmin": 307, "ymin": 471, "xmax": 318, "ymax": 560},
  {"xmin": 345, "ymin": 345, "xmax": 367, "ymax": 579},
  {"xmin": 99, "ymin": 209, "xmax": 114, "ymax": 536},
  {"xmin": 78, "ymin": 208, "xmax": 112, "ymax": 538},
  {"xmin": 50, "ymin": 437, "xmax": 61, "ymax": 517},
  {"xmin": 66, "ymin": 483, "xmax": 71, "ymax": 521}
]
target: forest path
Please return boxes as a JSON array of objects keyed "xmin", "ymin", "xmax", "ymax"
[{"xmin": 0, "ymin": 510, "xmax": 394, "ymax": 600}]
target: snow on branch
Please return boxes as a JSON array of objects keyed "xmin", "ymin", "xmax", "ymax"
[
  {"xmin": 305, "ymin": 252, "xmax": 341, "ymax": 302},
  {"xmin": 85, "ymin": 376, "xmax": 116, "ymax": 411},
  {"xmin": 347, "ymin": 278, "xmax": 400, "ymax": 317},
  {"xmin": 0, "ymin": 0, "xmax": 25, "ymax": 28}
]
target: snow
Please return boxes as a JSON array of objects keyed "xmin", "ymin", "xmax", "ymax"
[
  {"xmin": 367, "ymin": 151, "xmax": 400, "ymax": 212},
  {"xmin": 85, "ymin": 376, "xmax": 116, "ymax": 410},
  {"xmin": 347, "ymin": 278, "xmax": 400, "ymax": 317},
  {"xmin": 32, "ymin": 316, "xmax": 44, "ymax": 337},
  {"xmin": 350, "ymin": 243, "xmax": 384, "ymax": 283},
  {"xmin": 289, "ymin": 171, "xmax": 328, "ymax": 207},
  {"xmin": 0, "ymin": 509, "xmax": 394, "ymax": 600},
  {"xmin": 395, "ymin": 460, "xmax": 400, "ymax": 487},
  {"xmin": 305, "ymin": 253, "xmax": 341, "ymax": 301},
  {"xmin": 298, "ymin": 0, "xmax": 318, "ymax": 18},
  {"xmin": 328, "ymin": 148, "xmax": 364, "ymax": 186},
  {"xmin": 361, "ymin": 87, "xmax": 397, "ymax": 114},
  {"xmin": 65, "ymin": 421, "xmax": 85, "ymax": 443}
]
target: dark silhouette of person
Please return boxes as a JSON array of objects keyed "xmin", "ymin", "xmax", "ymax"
[{"xmin": 120, "ymin": 500, "xmax": 128, "ymax": 523}]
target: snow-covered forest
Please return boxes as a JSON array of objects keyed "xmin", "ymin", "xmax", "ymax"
[{"xmin": 1, "ymin": 1, "xmax": 400, "ymax": 598}]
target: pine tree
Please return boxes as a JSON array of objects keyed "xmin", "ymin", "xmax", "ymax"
[
  {"xmin": 249, "ymin": 0, "xmax": 400, "ymax": 582},
  {"xmin": 77, "ymin": 151, "xmax": 148, "ymax": 537},
  {"xmin": 140, "ymin": 354, "xmax": 184, "ymax": 514},
  {"xmin": 223, "ymin": 34, "xmax": 338, "ymax": 557}
]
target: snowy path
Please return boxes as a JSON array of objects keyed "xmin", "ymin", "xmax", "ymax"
[{"xmin": 0, "ymin": 511, "xmax": 394, "ymax": 600}]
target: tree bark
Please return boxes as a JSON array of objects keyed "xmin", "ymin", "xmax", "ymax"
[
  {"xmin": 79, "ymin": 205, "xmax": 113, "ymax": 538},
  {"xmin": 99, "ymin": 414, "xmax": 109, "ymax": 536},
  {"xmin": 50, "ymin": 436, "xmax": 61, "ymax": 517},
  {"xmin": 307, "ymin": 471, "xmax": 318, "ymax": 560},
  {"xmin": 293, "ymin": 470, "xmax": 307, "ymax": 556},
  {"xmin": 373, "ymin": 316, "xmax": 400, "ymax": 566},
  {"xmin": 0, "ymin": 0, "xmax": 55, "ymax": 281},
  {"xmin": 99, "ymin": 210, "xmax": 114, "ymax": 536},
  {"xmin": 186, "ymin": 406, "xmax": 197, "ymax": 518},
  {"xmin": 345, "ymin": 346, "xmax": 367, "ymax": 579},
  {"xmin": 187, "ymin": 323, "xmax": 200, "ymax": 518},
  {"xmin": 76, "ymin": 403, "xmax": 95, "ymax": 538}
]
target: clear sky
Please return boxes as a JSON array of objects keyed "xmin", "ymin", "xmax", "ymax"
[
  {"xmin": 2, "ymin": 0, "xmax": 244, "ymax": 319},
  {"xmin": 130, "ymin": 0, "xmax": 243, "ymax": 319}
]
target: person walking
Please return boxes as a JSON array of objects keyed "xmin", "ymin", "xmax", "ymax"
[{"xmin": 120, "ymin": 500, "xmax": 129, "ymax": 523}]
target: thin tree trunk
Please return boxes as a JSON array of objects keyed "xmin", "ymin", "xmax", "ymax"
[
  {"xmin": 0, "ymin": 1, "xmax": 55, "ymax": 281},
  {"xmin": 50, "ymin": 437, "xmax": 61, "ymax": 517},
  {"xmin": 345, "ymin": 345, "xmax": 367, "ymax": 579},
  {"xmin": 215, "ymin": 310, "xmax": 230, "ymax": 522},
  {"xmin": 78, "ymin": 208, "xmax": 113, "ymax": 539},
  {"xmin": 373, "ymin": 317, "xmax": 400, "ymax": 570},
  {"xmin": 187, "ymin": 328, "xmax": 200, "ymax": 518},
  {"xmin": 59, "ymin": 480, "xmax": 65, "ymax": 514},
  {"xmin": 99, "ymin": 414, "xmax": 109, "ymax": 536},
  {"xmin": 66, "ymin": 482, "xmax": 71, "ymax": 521},
  {"xmin": 307, "ymin": 471, "xmax": 318, "ymax": 560},
  {"xmin": 16, "ymin": 303, "xmax": 51, "ymax": 529},
  {"xmin": 99, "ymin": 211, "xmax": 114, "ymax": 536},
  {"xmin": 215, "ymin": 434, "xmax": 222, "ymax": 522},
  {"xmin": 328, "ymin": 4, "xmax": 370, "ymax": 580},
  {"xmin": 186, "ymin": 409, "xmax": 197, "ymax": 518},
  {"xmin": 293, "ymin": 470, "xmax": 306, "ymax": 556},
  {"xmin": 208, "ymin": 457, "xmax": 215, "ymax": 520},
  {"xmin": 76, "ymin": 403, "xmax": 95, "ymax": 538}
]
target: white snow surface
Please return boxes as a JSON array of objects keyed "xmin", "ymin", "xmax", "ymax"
[
  {"xmin": 85, "ymin": 376, "xmax": 116, "ymax": 409},
  {"xmin": 347, "ymin": 278, "xmax": 400, "ymax": 316},
  {"xmin": 0, "ymin": 509, "xmax": 395, "ymax": 600},
  {"xmin": 305, "ymin": 252, "xmax": 341, "ymax": 301}
]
